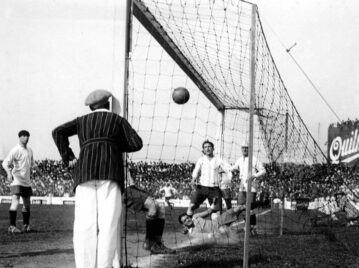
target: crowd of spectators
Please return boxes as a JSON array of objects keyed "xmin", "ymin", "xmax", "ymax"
[
  {"xmin": 1, "ymin": 160, "xmax": 358, "ymax": 203},
  {"xmin": 329, "ymin": 118, "xmax": 359, "ymax": 128},
  {"xmin": 0, "ymin": 159, "xmax": 74, "ymax": 197}
]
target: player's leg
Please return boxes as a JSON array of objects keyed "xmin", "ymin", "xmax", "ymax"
[
  {"xmin": 123, "ymin": 186, "xmax": 158, "ymax": 252},
  {"xmin": 22, "ymin": 195, "xmax": 31, "ymax": 232},
  {"xmin": 148, "ymin": 202, "xmax": 176, "ymax": 254},
  {"xmin": 20, "ymin": 186, "xmax": 32, "ymax": 232},
  {"xmin": 186, "ymin": 186, "xmax": 205, "ymax": 216},
  {"xmin": 221, "ymin": 188, "xmax": 232, "ymax": 210},
  {"xmin": 208, "ymin": 187, "xmax": 223, "ymax": 218},
  {"xmin": 165, "ymin": 196, "xmax": 173, "ymax": 209},
  {"xmin": 73, "ymin": 181, "xmax": 98, "ymax": 268},
  {"xmin": 144, "ymin": 196, "xmax": 158, "ymax": 218},
  {"xmin": 97, "ymin": 181, "xmax": 122, "ymax": 268},
  {"xmin": 8, "ymin": 193, "xmax": 21, "ymax": 233},
  {"xmin": 237, "ymin": 191, "xmax": 247, "ymax": 225},
  {"xmin": 143, "ymin": 196, "xmax": 159, "ymax": 250},
  {"xmin": 249, "ymin": 192, "xmax": 258, "ymax": 235}
]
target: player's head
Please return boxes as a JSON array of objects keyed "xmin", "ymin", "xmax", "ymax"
[
  {"xmin": 18, "ymin": 130, "xmax": 30, "ymax": 145},
  {"xmin": 178, "ymin": 213, "xmax": 193, "ymax": 227},
  {"xmin": 241, "ymin": 140, "xmax": 249, "ymax": 157},
  {"xmin": 202, "ymin": 140, "xmax": 214, "ymax": 156},
  {"xmin": 85, "ymin": 89, "xmax": 112, "ymax": 111},
  {"xmin": 166, "ymin": 182, "xmax": 170, "ymax": 187}
]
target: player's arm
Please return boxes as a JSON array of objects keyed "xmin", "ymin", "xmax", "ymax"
[
  {"xmin": 52, "ymin": 118, "xmax": 78, "ymax": 166},
  {"xmin": 193, "ymin": 208, "xmax": 213, "ymax": 219},
  {"xmin": 118, "ymin": 118, "xmax": 143, "ymax": 153},
  {"xmin": 2, "ymin": 152, "xmax": 14, "ymax": 182},
  {"xmin": 191, "ymin": 158, "xmax": 202, "ymax": 186}
]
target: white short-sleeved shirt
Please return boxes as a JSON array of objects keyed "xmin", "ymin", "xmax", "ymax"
[
  {"xmin": 160, "ymin": 186, "xmax": 177, "ymax": 197},
  {"xmin": 2, "ymin": 144, "xmax": 35, "ymax": 187},
  {"xmin": 192, "ymin": 155, "xmax": 231, "ymax": 188},
  {"xmin": 231, "ymin": 156, "xmax": 265, "ymax": 192}
]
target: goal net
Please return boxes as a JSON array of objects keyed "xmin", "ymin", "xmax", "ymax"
[{"xmin": 123, "ymin": 0, "xmax": 328, "ymax": 266}]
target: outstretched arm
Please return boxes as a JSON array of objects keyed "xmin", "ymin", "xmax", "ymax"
[
  {"xmin": 193, "ymin": 208, "xmax": 213, "ymax": 219},
  {"xmin": 191, "ymin": 159, "xmax": 202, "ymax": 187}
]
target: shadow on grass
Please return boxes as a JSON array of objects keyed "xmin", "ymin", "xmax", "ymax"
[
  {"xmin": 0, "ymin": 248, "xmax": 73, "ymax": 259},
  {"xmin": 152, "ymin": 244, "xmax": 282, "ymax": 268}
]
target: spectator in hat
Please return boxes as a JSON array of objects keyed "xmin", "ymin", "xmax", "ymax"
[
  {"xmin": 2, "ymin": 130, "xmax": 41, "ymax": 234},
  {"xmin": 52, "ymin": 89, "xmax": 142, "ymax": 268},
  {"xmin": 230, "ymin": 140, "xmax": 266, "ymax": 235}
]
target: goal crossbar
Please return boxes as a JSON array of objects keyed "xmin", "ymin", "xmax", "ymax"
[{"xmin": 133, "ymin": 0, "xmax": 225, "ymax": 111}]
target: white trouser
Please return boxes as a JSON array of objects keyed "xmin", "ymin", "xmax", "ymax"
[{"xmin": 73, "ymin": 180, "xmax": 122, "ymax": 268}]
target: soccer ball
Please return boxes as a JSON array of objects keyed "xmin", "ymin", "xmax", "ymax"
[{"xmin": 172, "ymin": 87, "xmax": 190, "ymax": 104}]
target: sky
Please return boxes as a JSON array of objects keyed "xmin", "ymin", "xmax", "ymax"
[
  {"xmin": 0, "ymin": 0, "xmax": 358, "ymax": 160},
  {"xmin": 251, "ymin": 0, "xmax": 359, "ymax": 150}
]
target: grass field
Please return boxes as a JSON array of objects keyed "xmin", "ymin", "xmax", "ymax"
[{"xmin": 1, "ymin": 204, "xmax": 359, "ymax": 268}]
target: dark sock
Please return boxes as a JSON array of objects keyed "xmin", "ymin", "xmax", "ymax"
[
  {"xmin": 9, "ymin": 210, "xmax": 17, "ymax": 226},
  {"xmin": 22, "ymin": 210, "xmax": 30, "ymax": 225},
  {"xmin": 250, "ymin": 214, "xmax": 256, "ymax": 226},
  {"xmin": 225, "ymin": 199, "xmax": 232, "ymax": 209},
  {"xmin": 155, "ymin": 218, "xmax": 165, "ymax": 241},
  {"xmin": 145, "ymin": 219, "xmax": 156, "ymax": 242}
]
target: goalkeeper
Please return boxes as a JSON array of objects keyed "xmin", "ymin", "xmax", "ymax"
[{"xmin": 123, "ymin": 170, "xmax": 175, "ymax": 254}]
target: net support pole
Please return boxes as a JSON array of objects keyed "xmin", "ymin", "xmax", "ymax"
[
  {"xmin": 217, "ymin": 110, "xmax": 225, "ymax": 158},
  {"xmin": 279, "ymin": 112, "xmax": 289, "ymax": 236},
  {"xmin": 120, "ymin": 0, "xmax": 133, "ymax": 267},
  {"xmin": 279, "ymin": 198, "xmax": 284, "ymax": 236},
  {"xmin": 243, "ymin": 4, "xmax": 257, "ymax": 268}
]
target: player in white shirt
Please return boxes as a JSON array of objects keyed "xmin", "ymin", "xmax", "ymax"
[
  {"xmin": 2, "ymin": 130, "xmax": 40, "ymax": 234},
  {"xmin": 159, "ymin": 183, "xmax": 177, "ymax": 209},
  {"xmin": 186, "ymin": 140, "xmax": 232, "ymax": 217},
  {"xmin": 230, "ymin": 141, "xmax": 266, "ymax": 235}
]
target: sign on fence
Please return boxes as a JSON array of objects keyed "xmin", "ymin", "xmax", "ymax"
[{"xmin": 328, "ymin": 120, "xmax": 359, "ymax": 165}]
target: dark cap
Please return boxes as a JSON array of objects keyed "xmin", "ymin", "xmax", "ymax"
[{"xmin": 84, "ymin": 89, "xmax": 112, "ymax": 106}]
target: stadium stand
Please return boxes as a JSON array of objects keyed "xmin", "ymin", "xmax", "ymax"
[{"xmin": 1, "ymin": 159, "xmax": 359, "ymax": 209}]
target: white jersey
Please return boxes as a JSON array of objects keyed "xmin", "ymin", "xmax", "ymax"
[
  {"xmin": 2, "ymin": 144, "xmax": 35, "ymax": 187},
  {"xmin": 159, "ymin": 186, "xmax": 177, "ymax": 197},
  {"xmin": 231, "ymin": 156, "xmax": 265, "ymax": 192},
  {"xmin": 192, "ymin": 155, "xmax": 231, "ymax": 188}
]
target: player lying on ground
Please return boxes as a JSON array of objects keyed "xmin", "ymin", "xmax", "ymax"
[
  {"xmin": 178, "ymin": 204, "xmax": 246, "ymax": 240},
  {"xmin": 123, "ymin": 170, "xmax": 175, "ymax": 254}
]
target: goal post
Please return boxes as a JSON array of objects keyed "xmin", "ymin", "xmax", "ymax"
[
  {"xmin": 243, "ymin": 3, "xmax": 258, "ymax": 268},
  {"xmin": 125, "ymin": 0, "xmax": 327, "ymax": 266}
]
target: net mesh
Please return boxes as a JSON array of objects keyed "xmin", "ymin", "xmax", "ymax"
[{"xmin": 123, "ymin": 0, "xmax": 330, "ymax": 266}]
